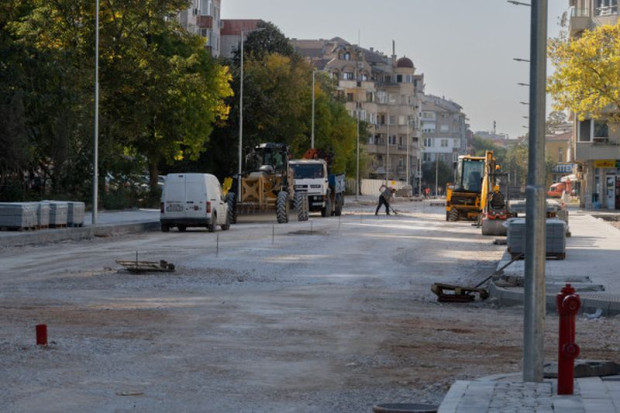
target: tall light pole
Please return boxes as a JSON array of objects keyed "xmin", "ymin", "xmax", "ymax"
[
  {"xmin": 510, "ymin": 0, "xmax": 548, "ymax": 383},
  {"xmin": 406, "ymin": 116, "xmax": 410, "ymax": 188},
  {"xmin": 356, "ymin": 99, "xmax": 360, "ymax": 201},
  {"xmin": 386, "ymin": 114, "xmax": 390, "ymax": 184},
  {"xmin": 92, "ymin": 0, "xmax": 100, "ymax": 225},
  {"xmin": 311, "ymin": 70, "xmax": 316, "ymax": 149},
  {"xmin": 238, "ymin": 27, "xmax": 264, "ymax": 197},
  {"xmin": 523, "ymin": 0, "xmax": 548, "ymax": 384}
]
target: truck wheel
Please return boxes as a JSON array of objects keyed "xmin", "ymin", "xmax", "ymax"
[
  {"xmin": 227, "ymin": 192, "xmax": 237, "ymax": 224},
  {"xmin": 321, "ymin": 194, "xmax": 332, "ymax": 217},
  {"xmin": 334, "ymin": 194, "xmax": 343, "ymax": 216},
  {"xmin": 295, "ymin": 192, "xmax": 309, "ymax": 221},
  {"xmin": 447, "ymin": 208, "xmax": 459, "ymax": 222},
  {"xmin": 161, "ymin": 224, "xmax": 170, "ymax": 232},
  {"xmin": 276, "ymin": 191, "xmax": 289, "ymax": 223},
  {"xmin": 178, "ymin": 225, "xmax": 187, "ymax": 232},
  {"xmin": 208, "ymin": 213, "xmax": 217, "ymax": 232}
]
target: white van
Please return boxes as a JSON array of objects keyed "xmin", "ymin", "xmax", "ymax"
[{"xmin": 160, "ymin": 173, "xmax": 230, "ymax": 232}]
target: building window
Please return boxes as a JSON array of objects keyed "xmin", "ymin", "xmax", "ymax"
[
  {"xmin": 596, "ymin": 0, "xmax": 618, "ymax": 15},
  {"xmin": 343, "ymin": 72, "xmax": 354, "ymax": 80},
  {"xmin": 424, "ymin": 138, "xmax": 432, "ymax": 147},
  {"xmin": 578, "ymin": 119, "xmax": 591, "ymax": 142},
  {"xmin": 343, "ymin": 52, "xmax": 351, "ymax": 60},
  {"xmin": 558, "ymin": 148, "xmax": 564, "ymax": 162},
  {"xmin": 594, "ymin": 120, "xmax": 609, "ymax": 138},
  {"xmin": 423, "ymin": 152, "xmax": 432, "ymax": 162},
  {"xmin": 397, "ymin": 74, "xmax": 403, "ymax": 83},
  {"xmin": 346, "ymin": 93, "xmax": 354, "ymax": 102},
  {"xmin": 440, "ymin": 125, "xmax": 450, "ymax": 132},
  {"xmin": 441, "ymin": 139, "xmax": 448, "ymax": 147}
]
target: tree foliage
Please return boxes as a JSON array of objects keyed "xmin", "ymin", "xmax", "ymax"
[
  {"xmin": 1, "ymin": 0, "xmax": 232, "ymax": 203},
  {"xmin": 199, "ymin": 23, "xmax": 359, "ymax": 180},
  {"xmin": 548, "ymin": 22, "xmax": 620, "ymax": 121}
]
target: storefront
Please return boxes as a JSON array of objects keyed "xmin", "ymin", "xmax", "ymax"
[{"xmin": 592, "ymin": 160, "xmax": 620, "ymax": 210}]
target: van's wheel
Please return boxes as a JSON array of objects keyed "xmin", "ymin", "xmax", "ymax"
[
  {"xmin": 321, "ymin": 192, "xmax": 332, "ymax": 217},
  {"xmin": 221, "ymin": 210, "xmax": 231, "ymax": 231},
  {"xmin": 161, "ymin": 224, "xmax": 170, "ymax": 232},
  {"xmin": 447, "ymin": 208, "xmax": 459, "ymax": 222},
  {"xmin": 178, "ymin": 225, "xmax": 187, "ymax": 232},
  {"xmin": 227, "ymin": 192, "xmax": 237, "ymax": 224},
  {"xmin": 208, "ymin": 213, "xmax": 217, "ymax": 232},
  {"xmin": 295, "ymin": 192, "xmax": 309, "ymax": 221},
  {"xmin": 334, "ymin": 194, "xmax": 343, "ymax": 216},
  {"xmin": 276, "ymin": 191, "xmax": 289, "ymax": 223}
]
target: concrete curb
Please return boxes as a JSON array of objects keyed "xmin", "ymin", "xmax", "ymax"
[
  {"xmin": 0, "ymin": 221, "xmax": 160, "ymax": 248},
  {"xmin": 489, "ymin": 281, "xmax": 620, "ymax": 317}
]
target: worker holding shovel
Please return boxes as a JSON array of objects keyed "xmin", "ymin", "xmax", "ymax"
[{"xmin": 375, "ymin": 184, "xmax": 395, "ymax": 215}]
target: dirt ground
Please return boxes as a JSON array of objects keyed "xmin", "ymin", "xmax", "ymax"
[{"xmin": 1, "ymin": 202, "xmax": 618, "ymax": 412}]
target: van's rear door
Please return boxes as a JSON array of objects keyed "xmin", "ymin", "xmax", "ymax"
[
  {"xmin": 162, "ymin": 174, "xmax": 186, "ymax": 219},
  {"xmin": 184, "ymin": 174, "xmax": 208, "ymax": 219}
]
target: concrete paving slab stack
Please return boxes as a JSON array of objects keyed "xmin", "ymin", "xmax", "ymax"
[
  {"xmin": 36, "ymin": 201, "xmax": 50, "ymax": 228},
  {"xmin": 45, "ymin": 201, "xmax": 68, "ymax": 228},
  {"xmin": 0, "ymin": 202, "xmax": 37, "ymax": 230},
  {"xmin": 506, "ymin": 217, "xmax": 566, "ymax": 258},
  {"xmin": 546, "ymin": 218, "xmax": 566, "ymax": 256},
  {"xmin": 67, "ymin": 201, "xmax": 85, "ymax": 227}
]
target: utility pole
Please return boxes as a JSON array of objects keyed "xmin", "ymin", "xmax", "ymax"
[
  {"xmin": 523, "ymin": 0, "xmax": 548, "ymax": 383},
  {"xmin": 92, "ymin": 0, "xmax": 99, "ymax": 225}
]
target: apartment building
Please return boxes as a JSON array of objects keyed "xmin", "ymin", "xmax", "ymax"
[
  {"xmin": 291, "ymin": 38, "xmax": 423, "ymax": 184},
  {"xmin": 419, "ymin": 95, "xmax": 468, "ymax": 167},
  {"xmin": 178, "ymin": 0, "xmax": 222, "ymax": 57},
  {"xmin": 568, "ymin": 0, "xmax": 620, "ymax": 209}
]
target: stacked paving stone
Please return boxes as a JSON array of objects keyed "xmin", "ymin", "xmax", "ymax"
[
  {"xmin": 0, "ymin": 202, "xmax": 38, "ymax": 230},
  {"xmin": 46, "ymin": 201, "xmax": 68, "ymax": 228},
  {"xmin": 36, "ymin": 202, "xmax": 50, "ymax": 228},
  {"xmin": 507, "ymin": 218, "xmax": 566, "ymax": 259},
  {"xmin": 67, "ymin": 201, "xmax": 85, "ymax": 227}
]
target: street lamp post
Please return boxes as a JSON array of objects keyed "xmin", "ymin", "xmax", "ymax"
[
  {"xmin": 238, "ymin": 28, "xmax": 264, "ymax": 197},
  {"xmin": 92, "ymin": 0, "xmax": 99, "ymax": 225},
  {"xmin": 311, "ymin": 70, "xmax": 316, "ymax": 149}
]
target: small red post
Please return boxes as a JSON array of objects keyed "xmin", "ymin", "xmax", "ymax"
[
  {"xmin": 36, "ymin": 324, "xmax": 47, "ymax": 346},
  {"xmin": 556, "ymin": 284, "xmax": 580, "ymax": 395}
]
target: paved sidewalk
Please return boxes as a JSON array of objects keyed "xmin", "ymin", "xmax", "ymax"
[
  {"xmin": 439, "ymin": 376, "xmax": 620, "ymax": 413},
  {"xmin": 489, "ymin": 209, "xmax": 620, "ymax": 315},
  {"xmin": 439, "ymin": 208, "xmax": 620, "ymax": 412},
  {"xmin": 0, "ymin": 209, "xmax": 160, "ymax": 248}
]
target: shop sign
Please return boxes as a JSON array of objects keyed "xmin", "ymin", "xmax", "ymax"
[
  {"xmin": 594, "ymin": 160, "xmax": 616, "ymax": 168},
  {"xmin": 552, "ymin": 163, "xmax": 574, "ymax": 174}
]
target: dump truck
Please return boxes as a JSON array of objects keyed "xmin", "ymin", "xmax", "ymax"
[
  {"xmin": 226, "ymin": 142, "xmax": 309, "ymax": 224},
  {"xmin": 289, "ymin": 148, "xmax": 345, "ymax": 217}
]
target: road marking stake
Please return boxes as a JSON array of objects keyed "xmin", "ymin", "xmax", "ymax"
[{"xmin": 36, "ymin": 324, "xmax": 47, "ymax": 346}]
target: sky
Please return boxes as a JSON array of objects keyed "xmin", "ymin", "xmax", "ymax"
[{"xmin": 221, "ymin": 0, "xmax": 568, "ymax": 140}]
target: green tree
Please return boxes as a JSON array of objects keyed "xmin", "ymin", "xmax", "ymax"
[{"xmin": 548, "ymin": 21, "xmax": 620, "ymax": 121}]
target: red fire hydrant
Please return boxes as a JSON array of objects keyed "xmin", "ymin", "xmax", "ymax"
[{"xmin": 556, "ymin": 283, "xmax": 580, "ymax": 395}]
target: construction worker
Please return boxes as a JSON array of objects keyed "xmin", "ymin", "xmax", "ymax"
[
  {"xmin": 489, "ymin": 185, "xmax": 505, "ymax": 209},
  {"xmin": 375, "ymin": 184, "xmax": 395, "ymax": 215}
]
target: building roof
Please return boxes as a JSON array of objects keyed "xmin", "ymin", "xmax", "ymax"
[
  {"xmin": 220, "ymin": 19, "xmax": 262, "ymax": 36},
  {"xmin": 396, "ymin": 57, "xmax": 414, "ymax": 68}
]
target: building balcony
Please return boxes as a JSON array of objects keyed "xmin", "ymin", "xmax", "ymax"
[
  {"xmin": 197, "ymin": 15, "xmax": 214, "ymax": 28},
  {"xmin": 569, "ymin": 8, "xmax": 591, "ymax": 36},
  {"xmin": 575, "ymin": 140, "xmax": 620, "ymax": 161}
]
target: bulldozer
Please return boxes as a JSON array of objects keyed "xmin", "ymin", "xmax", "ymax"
[
  {"xmin": 226, "ymin": 142, "xmax": 308, "ymax": 224},
  {"xmin": 446, "ymin": 150, "xmax": 514, "ymax": 235}
]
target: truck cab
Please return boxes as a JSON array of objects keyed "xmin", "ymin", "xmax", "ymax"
[{"xmin": 290, "ymin": 159, "xmax": 329, "ymax": 212}]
